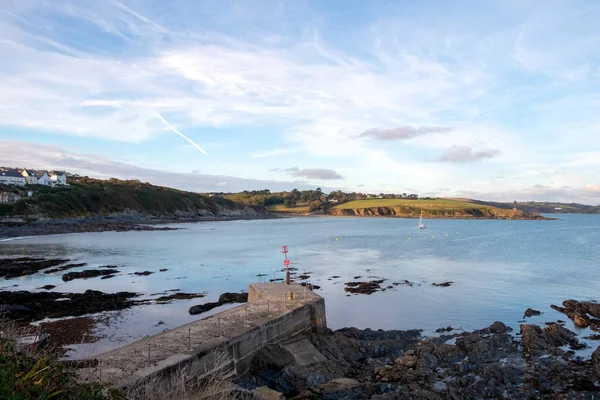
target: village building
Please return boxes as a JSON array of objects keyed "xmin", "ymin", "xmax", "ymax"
[
  {"xmin": 35, "ymin": 170, "xmax": 52, "ymax": 186},
  {"xmin": 0, "ymin": 192, "xmax": 21, "ymax": 204},
  {"xmin": 20, "ymin": 169, "xmax": 38, "ymax": 185},
  {"xmin": 0, "ymin": 170, "xmax": 26, "ymax": 186},
  {"xmin": 49, "ymin": 170, "xmax": 68, "ymax": 185}
]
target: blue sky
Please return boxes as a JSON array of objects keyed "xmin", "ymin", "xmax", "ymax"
[{"xmin": 1, "ymin": 0, "xmax": 599, "ymax": 203}]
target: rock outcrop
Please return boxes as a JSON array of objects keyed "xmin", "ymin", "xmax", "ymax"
[{"xmin": 241, "ymin": 321, "xmax": 599, "ymax": 399}]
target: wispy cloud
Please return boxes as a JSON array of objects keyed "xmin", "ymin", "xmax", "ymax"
[
  {"xmin": 250, "ymin": 149, "xmax": 292, "ymax": 158},
  {"xmin": 0, "ymin": 140, "xmax": 326, "ymax": 192},
  {"xmin": 280, "ymin": 167, "xmax": 343, "ymax": 180},
  {"xmin": 361, "ymin": 126, "xmax": 452, "ymax": 140},
  {"xmin": 155, "ymin": 113, "xmax": 208, "ymax": 156},
  {"xmin": 437, "ymin": 146, "xmax": 500, "ymax": 163}
]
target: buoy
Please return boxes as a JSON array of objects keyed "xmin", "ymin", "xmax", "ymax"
[{"xmin": 336, "ymin": 238, "xmax": 339, "ymax": 241}]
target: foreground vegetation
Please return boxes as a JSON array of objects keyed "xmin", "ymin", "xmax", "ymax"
[{"xmin": 0, "ymin": 327, "xmax": 122, "ymax": 400}]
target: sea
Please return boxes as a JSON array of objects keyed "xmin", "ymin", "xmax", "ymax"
[{"xmin": 1, "ymin": 214, "xmax": 599, "ymax": 358}]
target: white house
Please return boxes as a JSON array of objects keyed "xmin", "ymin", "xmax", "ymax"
[
  {"xmin": 0, "ymin": 170, "xmax": 26, "ymax": 186},
  {"xmin": 20, "ymin": 169, "xmax": 38, "ymax": 185},
  {"xmin": 49, "ymin": 170, "xmax": 67, "ymax": 185},
  {"xmin": 0, "ymin": 192, "xmax": 21, "ymax": 204},
  {"xmin": 35, "ymin": 170, "xmax": 52, "ymax": 186}
]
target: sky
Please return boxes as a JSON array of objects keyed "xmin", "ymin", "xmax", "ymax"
[{"xmin": 1, "ymin": 0, "xmax": 599, "ymax": 204}]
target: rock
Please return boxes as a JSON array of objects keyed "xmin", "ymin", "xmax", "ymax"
[
  {"xmin": 432, "ymin": 381, "xmax": 447, "ymax": 392},
  {"xmin": 0, "ymin": 289, "xmax": 139, "ymax": 321},
  {"xmin": 0, "ymin": 258, "xmax": 71, "ymax": 278},
  {"xmin": 62, "ymin": 269, "xmax": 119, "ymax": 282},
  {"xmin": 521, "ymin": 323, "xmax": 579, "ymax": 355},
  {"xmin": 435, "ymin": 326, "xmax": 452, "ymax": 333},
  {"xmin": 189, "ymin": 292, "xmax": 247, "ymax": 315},
  {"xmin": 218, "ymin": 292, "xmax": 248, "ymax": 303},
  {"xmin": 254, "ymin": 386, "xmax": 284, "ymax": 400},
  {"xmin": 432, "ymin": 282, "xmax": 453, "ymax": 287},
  {"xmin": 394, "ymin": 354, "xmax": 417, "ymax": 368},
  {"xmin": 344, "ymin": 280, "xmax": 385, "ymax": 295},
  {"xmin": 189, "ymin": 302, "xmax": 222, "ymax": 315},
  {"xmin": 155, "ymin": 292, "xmax": 205, "ymax": 302},
  {"xmin": 100, "ymin": 274, "xmax": 116, "ymax": 280},
  {"xmin": 38, "ymin": 285, "xmax": 56, "ymax": 290},
  {"xmin": 44, "ymin": 263, "xmax": 87, "ymax": 274},
  {"xmin": 298, "ymin": 274, "xmax": 311, "ymax": 280},
  {"xmin": 524, "ymin": 308, "xmax": 541, "ymax": 317},
  {"xmin": 159, "ymin": 268, "xmax": 168, "ymax": 272},
  {"xmin": 132, "ymin": 271, "xmax": 154, "ymax": 276}
]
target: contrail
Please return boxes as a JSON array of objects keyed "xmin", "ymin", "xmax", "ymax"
[{"xmin": 155, "ymin": 113, "xmax": 208, "ymax": 156}]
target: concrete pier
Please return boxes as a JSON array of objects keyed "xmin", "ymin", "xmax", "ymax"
[{"xmin": 80, "ymin": 283, "xmax": 327, "ymax": 388}]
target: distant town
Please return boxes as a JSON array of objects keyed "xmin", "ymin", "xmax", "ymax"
[{"xmin": 0, "ymin": 167, "xmax": 68, "ymax": 204}]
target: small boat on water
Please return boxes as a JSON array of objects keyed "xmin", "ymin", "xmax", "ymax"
[{"xmin": 418, "ymin": 210, "xmax": 427, "ymax": 229}]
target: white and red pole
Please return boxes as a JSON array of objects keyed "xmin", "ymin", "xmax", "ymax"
[{"xmin": 282, "ymin": 245, "xmax": 291, "ymax": 284}]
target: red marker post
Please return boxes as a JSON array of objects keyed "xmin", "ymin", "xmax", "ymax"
[{"xmin": 282, "ymin": 245, "xmax": 291, "ymax": 285}]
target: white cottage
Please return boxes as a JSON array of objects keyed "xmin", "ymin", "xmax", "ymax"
[
  {"xmin": 35, "ymin": 170, "xmax": 52, "ymax": 186},
  {"xmin": 49, "ymin": 170, "xmax": 67, "ymax": 185},
  {"xmin": 0, "ymin": 170, "xmax": 26, "ymax": 186},
  {"xmin": 21, "ymin": 169, "xmax": 38, "ymax": 185}
]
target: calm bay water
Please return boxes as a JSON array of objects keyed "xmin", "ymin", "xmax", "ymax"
[{"xmin": 1, "ymin": 215, "xmax": 599, "ymax": 357}]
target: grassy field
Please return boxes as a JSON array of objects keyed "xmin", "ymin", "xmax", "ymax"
[
  {"xmin": 333, "ymin": 198, "xmax": 489, "ymax": 210},
  {"xmin": 268, "ymin": 203, "xmax": 310, "ymax": 214}
]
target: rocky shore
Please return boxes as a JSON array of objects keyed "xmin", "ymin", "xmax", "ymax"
[
  {"xmin": 240, "ymin": 320, "xmax": 600, "ymax": 399},
  {"xmin": 0, "ymin": 213, "xmax": 277, "ymax": 239}
]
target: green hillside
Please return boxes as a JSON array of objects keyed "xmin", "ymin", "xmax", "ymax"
[{"xmin": 1, "ymin": 177, "xmax": 268, "ymax": 219}]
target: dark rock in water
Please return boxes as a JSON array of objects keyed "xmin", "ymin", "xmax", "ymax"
[
  {"xmin": 435, "ymin": 326, "xmax": 452, "ymax": 333},
  {"xmin": 298, "ymin": 274, "xmax": 311, "ymax": 280},
  {"xmin": 524, "ymin": 308, "xmax": 541, "ymax": 317},
  {"xmin": 100, "ymin": 274, "xmax": 116, "ymax": 280},
  {"xmin": 521, "ymin": 323, "xmax": 580, "ymax": 355},
  {"xmin": 0, "ymin": 289, "xmax": 139, "ymax": 321},
  {"xmin": 353, "ymin": 276, "xmax": 362, "ymax": 279},
  {"xmin": 344, "ymin": 280, "xmax": 384, "ymax": 295},
  {"xmin": 38, "ymin": 285, "xmax": 56, "ymax": 290},
  {"xmin": 552, "ymin": 299, "xmax": 600, "ymax": 330},
  {"xmin": 393, "ymin": 280, "xmax": 414, "ymax": 287},
  {"xmin": 155, "ymin": 292, "xmax": 205, "ymax": 302},
  {"xmin": 132, "ymin": 271, "xmax": 154, "ymax": 276},
  {"xmin": 270, "ymin": 278, "xmax": 284, "ymax": 282},
  {"xmin": 330, "ymin": 276, "xmax": 341, "ymax": 279},
  {"xmin": 159, "ymin": 268, "xmax": 168, "ymax": 272},
  {"xmin": 432, "ymin": 281, "xmax": 453, "ymax": 287},
  {"xmin": 300, "ymin": 282, "xmax": 321, "ymax": 290},
  {"xmin": 189, "ymin": 292, "xmax": 248, "ymax": 315},
  {"xmin": 0, "ymin": 258, "xmax": 70, "ymax": 278},
  {"xmin": 44, "ymin": 263, "xmax": 87, "ymax": 274},
  {"xmin": 62, "ymin": 269, "xmax": 118, "ymax": 282},
  {"xmin": 218, "ymin": 292, "xmax": 248, "ymax": 304},
  {"xmin": 189, "ymin": 301, "xmax": 222, "ymax": 315}
]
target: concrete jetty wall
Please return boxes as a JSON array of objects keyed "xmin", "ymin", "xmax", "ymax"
[{"xmin": 81, "ymin": 283, "xmax": 327, "ymax": 388}]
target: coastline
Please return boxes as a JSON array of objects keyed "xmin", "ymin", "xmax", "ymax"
[{"xmin": 0, "ymin": 214, "xmax": 279, "ymax": 240}]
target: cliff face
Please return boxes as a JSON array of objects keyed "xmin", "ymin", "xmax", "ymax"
[{"xmin": 326, "ymin": 206, "xmax": 549, "ymax": 220}]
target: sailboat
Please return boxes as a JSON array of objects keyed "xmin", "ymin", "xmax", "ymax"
[{"xmin": 418, "ymin": 210, "xmax": 427, "ymax": 229}]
